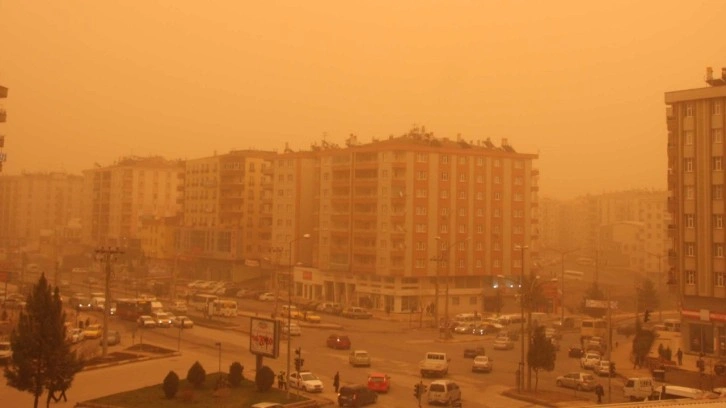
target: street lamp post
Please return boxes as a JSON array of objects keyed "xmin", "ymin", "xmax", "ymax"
[
  {"xmin": 269, "ymin": 247, "xmax": 283, "ymax": 317},
  {"xmin": 515, "ymin": 244, "xmax": 528, "ymax": 392},
  {"xmin": 548, "ymin": 248, "xmax": 579, "ymax": 325},
  {"xmin": 433, "ymin": 236, "xmax": 469, "ymax": 340},
  {"xmin": 286, "ymin": 233, "xmax": 310, "ymax": 399},
  {"xmin": 95, "ymin": 246, "xmax": 123, "ymax": 357},
  {"xmin": 214, "ymin": 342, "xmax": 222, "ymax": 373}
]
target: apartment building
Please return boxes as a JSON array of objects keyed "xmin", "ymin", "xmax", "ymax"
[
  {"xmin": 176, "ymin": 150, "xmax": 276, "ymax": 280},
  {"xmin": 280, "ymin": 131, "xmax": 540, "ymax": 315},
  {"xmin": 665, "ymin": 67, "xmax": 726, "ymax": 358},
  {"xmin": 82, "ymin": 156, "xmax": 183, "ymax": 246},
  {"xmin": 0, "ymin": 172, "xmax": 84, "ymax": 248}
]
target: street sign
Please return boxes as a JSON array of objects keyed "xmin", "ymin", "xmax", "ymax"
[{"xmin": 585, "ymin": 299, "xmax": 618, "ymax": 309}]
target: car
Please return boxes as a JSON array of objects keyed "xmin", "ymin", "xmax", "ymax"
[
  {"xmin": 281, "ymin": 322, "xmax": 301, "ymax": 336},
  {"xmin": 137, "ymin": 315, "xmax": 157, "ymax": 328},
  {"xmin": 169, "ymin": 301, "xmax": 188, "ymax": 314},
  {"xmin": 471, "ymin": 355, "xmax": 493, "ymax": 373},
  {"xmin": 349, "ymin": 350, "xmax": 371, "ymax": 367},
  {"xmin": 258, "ymin": 292, "xmax": 276, "ymax": 301},
  {"xmin": 367, "ymin": 372, "xmax": 391, "ymax": 393},
  {"xmin": 580, "ymin": 352, "xmax": 602, "ymax": 369},
  {"xmin": 68, "ymin": 328, "xmax": 85, "ymax": 343},
  {"xmin": 493, "ymin": 337, "xmax": 514, "ymax": 350},
  {"xmin": 326, "ymin": 334, "xmax": 351, "ymax": 350},
  {"xmin": 337, "ymin": 384, "xmax": 378, "ymax": 406},
  {"xmin": 316, "ymin": 302, "xmax": 343, "ymax": 314},
  {"xmin": 172, "ymin": 315, "xmax": 194, "ymax": 329},
  {"xmin": 553, "ymin": 316, "xmax": 576, "ymax": 329},
  {"xmin": 594, "ymin": 360, "xmax": 614, "ymax": 377},
  {"xmin": 341, "ymin": 307, "xmax": 373, "ymax": 319},
  {"xmin": 616, "ymin": 322, "xmax": 636, "ymax": 337},
  {"xmin": 550, "ymin": 337, "xmax": 561, "ymax": 351},
  {"xmin": 301, "ymin": 311, "xmax": 322, "ymax": 323},
  {"xmin": 281, "ymin": 305, "xmax": 303, "ymax": 319},
  {"xmin": 545, "ymin": 327, "xmax": 562, "ymax": 340},
  {"xmin": 568, "ymin": 345, "xmax": 584, "ymax": 358},
  {"xmin": 101, "ymin": 330, "xmax": 121, "ymax": 346},
  {"xmin": 463, "ymin": 346, "xmax": 486, "ymax": 359},
  {"xmin": 472, "ymin": 323, "xmax": 501, "ymax": 336},
  {"xmin": 556, "ymin": 372, "xmax": 597, "ymax": 391},
  {"xmin": 82, "ymin": 323, "xmax": 103, "ymax": 339},
  {"xmin": 288, "ymin": 371, "xmax": 324, "ymax": 393},
  {"xmin": 427, "ymin": 379, "xmax": 461, "ymax": 406},
  {"xmin": 152, "ymin": 312, "xmax": 173, "ymax": 328},
  {"xmin": 0, "ymin": 341, "xmax": 12, "ymax": 364},
  {"xmin": 453, "ymin": 323, "xmax": 477, "ymax": 334}
]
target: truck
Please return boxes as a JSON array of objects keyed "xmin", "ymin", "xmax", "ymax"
[
  {"xmin": 623, "ymin": 377, "xmax": 656, "ymax": 401},
  {"xmin": 419, "ymin": 352, "xmax": 450, "ymax": 377}
]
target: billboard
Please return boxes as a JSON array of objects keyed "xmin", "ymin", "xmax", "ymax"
[{"xmin": 249, "ymin": 317, "xmax": 280, "ymax": 358}]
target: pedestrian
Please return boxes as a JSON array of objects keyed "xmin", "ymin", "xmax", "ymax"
[
  {"xmin": 333, "ymin": 371, "xmax": 340, "ymax": 393},
  {"xmin": 677, "ymin": 348, "xmax": 683, "ymax": 366},
  {"xmin": 277, "ymin": 371, "xmax": 286, "ymax": 390},
  {"xmin": 595, "ymin": 383, "xmax": 604, "ymax": 403}
]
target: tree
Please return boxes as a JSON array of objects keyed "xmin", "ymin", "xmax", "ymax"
[
  {"xmin": 255, "ymin": 366, "xmax": 275, "ymax": 392},
  {"xmin": 631, "ymin": 321, "xmax": 656, "ymax": 368},
  {"xmin": 636, "ymin": 278, "xmax": 659, "ymax": 312},
  {"xmin": 521, "ymin": 275, "xmax": 547, "ymax": 313},
  {"xmin": 162, "ymin": 371, "xmax": 180, "ymax": 399},
  {"xmin": 527, "ymin": 326, "xmax": 556, "ymax": 392},
  {"xmin": 186, "ymin": 361, "xmax": 206, "ymax": 388},
  {"xmin": 228, "ymin": 362, "xmax": 244, "ymax": 387},
  {"xmin": 580, "ymin": 282, "xmax": 606, "ymax": 318},
  {"xmin": 4, "ymin": 273, "xmax": 83, "ymax": 408}
]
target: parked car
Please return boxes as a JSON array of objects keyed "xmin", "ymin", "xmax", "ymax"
[
  {"xmin": 472, "ymin": 323, "xmax": 501, "ymax": 336},
  {"xmin": 427, "ymin": 379, "xmax": 461, "ymax": 406},
  {"xmin": 471, "ymin": 355, "xmax": 493, "ymax": 373},
  {"xmin": 101, "ymin": 330, "xmax": 121, "ymax": 346},
  {"xmin": 281, "ymin": 305, "xmax": 303, "ymax": 319},
  {"xmin": 0, "ymin": 341, "xmax": 12, "ymax": 364},
  {"xmin": 82, "ymin": 323, "xmax": 103, "ymax": 339},
  {"xmin": 580, "ymin": 352, "xmax": 602, "ymax": 369},
  {"xmin": 301, "ymin": 311, "xmax": 322, "ymax": 323},
  {"xmin": 594, "ymin": 360, "xmax": 614, "ymax": 377},
  {"xmin": 367, "ymin": 372, "xmax": 391, "ymax": 393},
  {"xmin": 568, "ymin": 345, "xmax": 584, "ymax": 358},
  {"xmin": 169, "ymin": 301, "xmax": 188, "ymax": 314},
  {"xmin": 556, "ymin": 372, "xmax": 597, "ymax": 391},
  {"xmin": 172, "ymin": 315, "xmax": 194, "ymax": 329},
  {"xmin": 137, "ymin": 315, "xmax": 156, "ymax": 328},
  {"xmin": 281, "ymin": 322, "xmax": 301, "ymax": 336},
  {"xmin": 326, "ymin": 334, "xmax": 351, "ymax": 350},
  {"xmin": 453, "ymin": 323, "xmax": 477, "ymax": 334},
  {"xmin": 288, "ymin": 371, "xmax": 324, "ymax": 393},
  {"xmin": 258, "ymin": 292, "xmax": 276, "ymax": 302},
  {"xmin": 463, "ymin": 346, "xmax": 486, "ymax": 359},
  {"xmin": 316, "ymin": 302, "xmax": 343, "ymax": 314},
  {"xmin": 493, "ymin": 337, "xmax": 514, "ymax": 350},
  {"xmin": 553, "ymin": 316, "xmax": 576, "ymax": 329},
  {"xmin": 341, "ymin": 307, "xmax": 373, "ymax": 319},
  {"xmin": 68, "ymin": 328, "xmax": 85, "ymax": 343},
  {"xmin": 349, "ymin": 350, "xmax": 371, "ymax": 367},
  {"xmin": 337, "ymin": 384, "xmax": 378, "ymax": 406},
  {"xmin": 152, "ymin": 312, "xmax": 173, "ymax": 328}
]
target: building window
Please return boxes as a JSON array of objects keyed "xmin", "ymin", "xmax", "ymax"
[
  {"xmin": 476, "ymin": 157, "xmax": 483, "ymax": 166},
  {"xmin": 415, "ymin": 223, "xmax": 427, "ymax": 233},
  {"xmin": 441, "ymin": 207, "xmax": 449, "ymax": 216},
  {"xmin": 685, "ymin": 243, "xmax": 695, "ymax": 257},
  {"xmin": 494, "ymin": 159, "xmax": 501, "ymax": 168},
  {"xmin": 494, "ymin": 208, "xmax": 501, "ymax": 218},
  {"xmin": 713, "ymin": 128, "xmax": 723, "ymax": 144},
  {"xmin": 458, "ymin": 208, "xmax": 466, "ymax": 216},
  {"xmin": 714, "ymin": 185, "xmax": 724, "ymax": 200},
  {"xmin": 415, "ymin": 241, "xmax": 427, "ymax": 251},
  {"xmin": 685, "ymin": 103, "xmax": 694, "ymax": 117},
  {"xmin": 514, "ymin": 176, "xmax": 523, "ymax": 185},
  {"xmin": 476, "ymin": 242, "xmax": 483, "ymax": 251},
  {"xmin": 494, "ymin": 176, "xmax": 501, "ymax": 184},
  {"xmin": 476, "ymin": 192, "xmax": 483, "ymax": 200},
  {"xmin": 476, "ymin": 175, "xmax": 483, "ymax": 183},
  {"xmin": 685, "ymin": 158, "xmax": 694, "ymax": 172},
  {"xmin": 714, "ymin": 101, "xmax": 722, "ymax": 115},
  {"xmin": 493, "ymin": 260, "xmax": 500, "ymax": 268},
  {"xmin": 458, "ymin": 191, "xmax": 466, "ymax": 199},
  {"xmin": 514, "ymin": 225, "xmax": 523, "ymax": 234},
  {"xmin": 477, "ymin": 224, "xmax": 483, "ymax": 233},
  {"xmin": 715, "ymin": 243, "xmax": 724, "ymax": 258},
  {"xmin": 440, "ymin": 190, "xmax": 449, "ymax": 199},
  {"xmin": 684, "ymin": 130, "xmax": 694, "ymax": 145},
  {"xmin": 441, "ymin": 155, "xmax": 449, "ymax": 164},
  {"xmin": 415, "ymin": 259, "xmax": 426, "ymax": 268},
  {"xmin": 416, "ymin": 171, "xmax": 427, "ymax": 180},
  {"xmin": 416, "ymin": 153, "xmax": 428, "ymax": 163},
  {"xmin": 476, "ymin": 208, "xmax": 483, "ymax": 216},
  {"xmin": 686, "ymin": 214, "xmax": 695, "ymax": 228},
  {"xmin": 715, "ymin": 214, "xmax": 724, "ymax": 229},
  {"xmin": 494, "ymin": 192, "xmax": 501, "ymax": 201},
  {"xmin": 439, "ymin": 224, "xmax": 448, "ymax": 233},
  {"xmin": 686, "ymin": 186, "xmax": 695, "ymax": 200},
  {"xmin": 716, "ymin": 272, "xmax": 725, "ymax": 287},
  {"xmin": 441, "ymin": 172, "xmax": 449, "ymax": 181},
  {"xmin": 459, "ymin": 173, "xmax": 467, "ymax": 182},
  {"xmin": 686, "ymin": 269, "xmax": 695, "ymax": 285},
  {"xmin": 458, "ymin": 156, "xmax": 467, "ymax": 165},
  {"xmin": 514, "ymin": 193, "xmax": 523, "ymax": 201},
  {"xmin": 714, "ymin": 157, "xmax": 723, "ymax": 171},
  {"xmin": 416, "ymin": 189, "xmax": 427, "ymax": 198},
  {"xmin": 493, "ymin": 242, "xmax": 501, "ymax": 251}
]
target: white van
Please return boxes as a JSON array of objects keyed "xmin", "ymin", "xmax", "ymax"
[
  {"xmin": 623, "ymin": 377, "xmax": 656, "ymax": 401},
  {"xmin": 648, "ymin": 384, "xmax": 719, "ymax": 400},
  {"xmin": 427, "ymin": 380, "xmax": 461, "ymax": 405},
  {"xmin": 663, "ymin": 319, "xmax": 681, "ymax": 332}
]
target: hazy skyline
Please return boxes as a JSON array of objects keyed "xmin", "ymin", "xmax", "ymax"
[{"xmin": 0, "ymin": 1, "xmax": 724, "ymax": 199}]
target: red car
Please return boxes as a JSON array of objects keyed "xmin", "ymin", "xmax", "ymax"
[
  {"xmin": 326, "ymin": 334, "xmax": 351, "ymax": 350},
  {"xmin": 367, "ymin": 372, "xmax": 391, "ymax": 393}
]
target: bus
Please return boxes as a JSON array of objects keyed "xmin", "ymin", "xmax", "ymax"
[
  {"xmin": 580, "ymin": 318, "xmax": 607, "ymax": 339},
  {"xmin": 116, "ymin": 298, "xmax": 153, "ymax": 321},
  {"xmin": 212, "ymin": 299, "xmax": 238, "ymax": 317},
  {"xmin": 190, "ymin": 293, "xmax": 218, "ymax": 313}
]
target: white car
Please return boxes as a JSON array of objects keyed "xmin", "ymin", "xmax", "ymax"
[
  {"xmin": 281, "ymin": 322, "xmax": 301, "ymax": 336},
  {"xmin": 258, "ymin": 292, "xmax": 276, "ymax": 301},
  {"xmin": 493, "ymin": 337, "xmax": 514, "ymax": 350},
  {"xmin": 580, "ymin": 352, "xmax": 602, "ymax": 369},
  {"xmin": 172, "ymin": 315, "xmax": 194, "ymax": 329},
  {"xmin": 0, "ymin": 341, "xmax": 13, "ymax": 363},
  {"xmin": 137, "ymin": 315, "xmax": 157, "ymax": 328},
  {"xmin": 471, "ymin": 355, "xmax": 493, "ymax": 373},
  {"xmin": 288, "ymin": 371, "xmax": 324, "ymax": 393},
  {"xmin": 68, "ymin": 328, "xmax": 85, "ymax": 343}
]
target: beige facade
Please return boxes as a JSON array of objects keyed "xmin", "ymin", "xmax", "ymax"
[
  {"xmin": 82, "ymin": 156, "xmax": 183, "ymax": 246},
  {"xmin": 0, "ymin": 172, "xmax": 83, "ymax": 248},
  {"xmin": 0, "ymin": 84, "xmax": 7, "ymax": 173},
  {"xmin": 665, "ymin": 75, "xmax": 726, "ymax": 358},
  {"xmin": 279, "ymin": 132, "xmax": 540, "ymax": 315}
]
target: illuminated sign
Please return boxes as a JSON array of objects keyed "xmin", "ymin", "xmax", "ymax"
[{"xmin": 249, "ymin": 317, "xmax": 280, "ymax": 358}]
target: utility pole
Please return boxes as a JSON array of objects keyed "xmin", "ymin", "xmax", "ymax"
[
  {"xmin": 95, "ymin": 246, "xmax": 123, "ymax": 357},
  {"xmin": 607, "ymin": 289, "xmax": 613, "ymax": 404}
]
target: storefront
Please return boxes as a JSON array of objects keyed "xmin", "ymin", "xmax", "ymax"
[{"xmin": 682, "ymin": 308, "xmax": 726, "ymax": 357}]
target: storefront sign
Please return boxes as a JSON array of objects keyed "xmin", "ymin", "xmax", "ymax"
[{"xmin": 249, "ymin": 317, "xmax": 279, "ymax": 358}]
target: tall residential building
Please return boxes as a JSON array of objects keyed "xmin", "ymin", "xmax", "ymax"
[
  {"xmin": 0, "ymin": 84, "xmax": 7, "ymax": 173},
  {"xmin": 82, "ymin": 156, "xmax": 183, "ymax": 246},
  {"xmin": 665, "ymin": 67, "xmax": 726, "ymax": 358},
  {"xmin": 275, "ymin": 131, "xmax": 540, "ymax": 315},
  {"xmin": 0, "ymin": 172, "xmax": 84, "ymax": 248},
  {"xmin": 176, "ymin": 150, "xmax": 276, "ymax": 280}
]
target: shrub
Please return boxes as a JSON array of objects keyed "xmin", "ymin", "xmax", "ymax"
[
  {"xmin": 162, "ymin": 370, "xmax": 180, "ymax": 399},
  {"xmin": 229, "ymin": 362, "xmax": 244, "ymax": 387},
  {"xmin": 255, "ymin": 365, "xmax": 275, "ymax": 392},
  {"xmin": 187, "ymin": 361, "xmax": 206, "ymax": 388}
]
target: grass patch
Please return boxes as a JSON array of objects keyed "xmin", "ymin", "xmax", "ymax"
[{"xmin": 86, "ymin": 372, "xmax": 311, "ymax": 407}]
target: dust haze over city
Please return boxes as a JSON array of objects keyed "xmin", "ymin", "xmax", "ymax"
[{"xmin": 2, "ymin": 1, "xmax": 726, "ymax": 408}]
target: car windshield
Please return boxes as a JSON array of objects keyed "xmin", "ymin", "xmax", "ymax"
[
  {"xmin": 583, "ymin": 374, "xmax": 595, "ymax": 381},
  {"xmin": 369, "ymin": 376, "xmax": 385, "ymax": 383},
  {"xmin": 429, "ymin": 384, "xmax": 445, "ymax": 392},
  {"xmin": 300, "ymin": 373, "xmax": 318, "ymax": 381},
  {"xmin": 356, "ymin": 352, "xmax": 368, "ymax": 357},
  {"xmin": 475, "ymin": 356, "xmax": 489, "ymax": 362}
]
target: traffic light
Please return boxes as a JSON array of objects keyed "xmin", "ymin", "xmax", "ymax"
[
  {"xmin": 413, "ymin": 383, "xmax": 420, "ymax": 398},
  {"xmin": 609, "ymin": 362, "xmax": 616, "ymax": 376},
  {"xmin": 643, "ymin": 309, "xmax": 651, "ymax": 323},
  {"xmin": 294, "ymin": 347, "xmax": 304, "ymax": 371}
]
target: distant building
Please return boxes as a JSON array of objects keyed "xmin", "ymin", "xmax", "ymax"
[
  {"xmin": 665, "ymin": 67, "xmax": 726, "ymax": 357},
  {"xmin": 0, "ymin": 84, "xmax": 7, "ymax": 173}
]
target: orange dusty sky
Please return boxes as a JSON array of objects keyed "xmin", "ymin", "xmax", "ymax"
[{"xmin": 0, "ymin": 1, "xmax": 723, "ymax": 198}]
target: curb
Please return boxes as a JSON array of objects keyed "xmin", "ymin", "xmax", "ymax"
[{"xmin": 82, "ymin": 351, "xmax": 181, "ymax": 372}]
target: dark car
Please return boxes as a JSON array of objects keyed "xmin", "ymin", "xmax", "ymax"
[
  {"xmin": 568, "ymin": 345, "xmax": 584, "ymax": 358},
  {"xmin": 472, "ymin": 323, "xmax": 500, "ymax": 336},
  {"xmin": 715, "ymin": 360, "xmax": 726, "ymax": 376},
  {"xmin": 338, "ymin": 384, "xmax": 378, "ymax": 406},
  {"xmin": 616, "ymin": 322, "xmax": 636, "ymax": 337},
  {"xmin": 326, "ymin": 334, "xmax": 351, "ymax": 350},
  {"xmin": 463, "ymin": 347, "xmax": 486, "ymax": 359}
]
